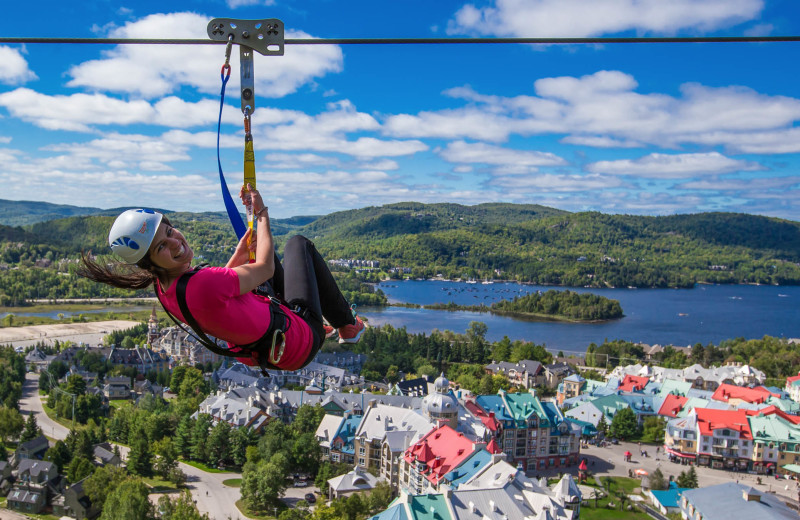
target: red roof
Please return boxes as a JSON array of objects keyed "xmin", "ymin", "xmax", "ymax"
[
  {"xmin": 711, "ymin": 383, "xmax": 771, "ymax": 404},
  {"xmin": 658, "ymin": 393, "xmax": 689, "ymax": 418},
  {"xmin": 403, "ymin": 425, "xmax": 476, "ymax": 485},
  {"xmin": 695, "ymin": 408, "xmax": 752, "ymax": 440},
  {"xmin": 486, "ymin": 438, "xmax": 502, "ymax": 455},
  {"xmin": 745, "ymin": 406, "xmax": 800, "ymax": 425},
  {"xmin": 618, "ymin": 374, "xmax": 649, "ymax": 392},
  {"xmin": 464, "ymin": 399, "xmax": 500, "ymax": 432},
  {"xmin": 786, "ymin": 372, "xmax": 800, "ymax": 385}
]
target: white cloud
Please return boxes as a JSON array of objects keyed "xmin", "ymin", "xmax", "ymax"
[
  {"xmin": 492, "ymin": 173, "xmax": 623, "ymax": 192},
  {"xmin": 561, "ymin": 135, "xmax": 643, "ymax": 148},
  {"xmin": 448, "ymin": 0, "xmax": 764, "ymax": 38},
  {"xmin": 0, "ymin": 88, "xmax": 229, "ymax": 132},
  {"xmin": 0, "ymin": 168, "xmax": 219, "ymax": 211},
  {"xmin": 385, "ymin": 71, "xmax": 800, "ymax": 154},
  {"xmin": 66, "ymin": 12, "xmax": 343, "ymax": 99},
  {"xmin": 44, "ymin": 133, "xmax": 191, "ymax": 168},
  {"xmin": 384, "ymin": 109, "xmax": 521, "ymax": 142},
  {"xmin": 0, "ymin": 46, "xmax": 37, "ymax": 85},
  {"xmin": 587, "ymin": 152, "xmax": 761, "ymax": 178},
  {"xmin": 227, "ymin": 0, "xmax": 275, "ymax": 8},
  {"xmin": 677, "ymin": 176, "xmax": 800, "ymax": 191},
  {"xmin": 439, "ymin": 141, "xmax": 567, "ymax": 171}
]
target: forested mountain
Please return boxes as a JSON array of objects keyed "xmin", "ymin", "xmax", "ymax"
[
  {"xmin": 0, "ymin": 199, "xmax": 110, "ymax": 226},
  {"xmin": 0, "ymin": 200, "xmax": 799, "ymax": 306},
  {"xmin": 301, "ymin": 204, "xmax": 800, "ymax": 288}
]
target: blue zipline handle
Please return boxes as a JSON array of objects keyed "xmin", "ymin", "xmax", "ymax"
[{"xmin": 217, "ymin": 63, "xmax": 246, "ymax": 239}]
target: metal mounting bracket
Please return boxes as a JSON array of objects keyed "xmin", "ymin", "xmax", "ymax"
[
  {"xmin": 240, "ymin": 46, "xmax": 255, "ymax": 114},
  {"xmin": 207, "ymin": 18, "xmax": 284, "ymax": 56}
]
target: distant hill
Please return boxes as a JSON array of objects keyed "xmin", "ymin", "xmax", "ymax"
[
  {"xmin": 0, "ymin": 199, "xmax": 111, "ymax": 226},
  {"xmin": 1, "ymin": 199, "xmax": 799, "ymax": 289}
]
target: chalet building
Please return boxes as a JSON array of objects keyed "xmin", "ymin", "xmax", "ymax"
[
  {"xmin": 389, "ymin": 377, "xmax": 429, "ymax": 397},
  {"xmin": 313, "ymin": 351, "xmax": 368, "ymax": 374},
  {"xmin": 106, "ymin": 346, "xmax": 168, "ymax": 373},
  {"xmin": 7, "ymin": 459, "xmax": 62, "ymax": 515},
  {"xmin": 484, "ymin": 360, "xmax": 545, "ymax": 389},
  {"xmin": 400, "ymin": 425, "xmax": 477, "ymax": 495},
  {"xmin": 52, "ymin": 478, "xmax": 100, "ymax": 520},
  {"xmin": 353, "ymin": 401, "xmax": 435, "ymax": 473},
  {"xmin": 316, "ymin": 413, "xmax": 362, "ymax": 465},
  {"xmin": 475, "ymin": 389, "xmax": 581, "ymax": 471},
  {"xmin": 544, "ymin": 362, "xmax": 576, "ymax": 388},
  {"xmin": 103, "ymin": 376, "xmax": 132, "ymax": 400},
  {"xmin": 15, "ymin": 435, "xmax": 49, "ymax": 462}
]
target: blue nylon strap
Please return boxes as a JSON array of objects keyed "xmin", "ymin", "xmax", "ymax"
[{"xmin": 217, "ymin": 66, "xmax": 246, "ymax": 239}]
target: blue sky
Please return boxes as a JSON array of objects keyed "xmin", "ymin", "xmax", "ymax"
[{"xmin": 2, "ymin": 0, "xmax": 800, "ymax": 220}]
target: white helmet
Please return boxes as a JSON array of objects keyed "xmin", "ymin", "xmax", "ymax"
[{"xmin": 108, "ymin": 209, "xmax": 163, "ymax": 263}]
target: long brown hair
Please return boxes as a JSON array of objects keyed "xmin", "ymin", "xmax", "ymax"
[{"xmin": 77, "ymin": 216, "xmax": 172, "ymax": 290}]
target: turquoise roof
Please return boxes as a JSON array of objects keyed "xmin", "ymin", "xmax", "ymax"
[
  {"xmin": 503, "ymin": 391, "xmax": 552, "ymax": 427},
  {"xmin": 444, "ymin": 449, "xmax": 492, "ymax": 488},
  {"xmin": 590, "ymin": 394, "xmax": 630, "ymax": 419},
  {"xmin": 333, "ymin": 414, "xmax": 362, "ymax": 455},
  {"xmin": 659, "ymin": 379, "xmax": 693, "ymax": 397},
  {"xmin": 651, "ymin": 483, "xmax": 690, "ymax": 509},
  {"xmin": 475, "ymin": 394, "xmax": 514, "ymax": 423},
  {"xmin": 369, "ymin": 502, "xmax": 409, "ymax": 520},
  {"xmin": 408, "ymin": 494, "xmax": 452, "ymax": 520}
]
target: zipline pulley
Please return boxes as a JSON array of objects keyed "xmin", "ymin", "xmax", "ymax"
[{"xmin": 208, "ymin": 18, "xmax": 284, "ymax": 244}]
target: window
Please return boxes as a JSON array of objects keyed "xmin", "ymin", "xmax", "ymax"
[
  {"xmin": 358, "ymin": 458, "xmax": 365, "ymax": 466},
  {"xmin": 359, "ymin": 447, "xmax": 366, "ymax": 455}
]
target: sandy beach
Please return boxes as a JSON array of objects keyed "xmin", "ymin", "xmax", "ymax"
[{"xmin": 0, "ymin": 320, "xmax": 142, "ymax": 348}]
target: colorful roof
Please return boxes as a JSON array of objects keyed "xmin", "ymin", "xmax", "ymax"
[
  {"xmin": 403, "ymin": 425, "xmax": 476, "ymax": 486},
  {"xmin": 503, "ymin": 391, "xmax": 551, "ymax": 427},
  {"xmin": 464, "ymin": 399, "xmax": 500, "ymax": 432},
  {"xmin": 695, "ymin": 408, "xmax": 752, "ymax": 440},
  {"xmin": 443, "ymin": 449, "xmax": 493, "ymax": 488},
  {"xmin": 658, "ymin": 393, "xmax": 689, "ymax": 418},
  {"xmin": 408, "ymin": 494, "xmax": 452, "ymax": 520},
  {"xmin": 618, "ymin": 374, "xmax": 650, "ymax": 392},
  {"xmin": 711, "ymin": 383, "xmax": 771, "ymax": 404},
  {"xmin": 658, "ymin": 379, "xmax": 693, "ymax": 397},
  {"xmin": 475, "ymin": 394, "xmax": 514, "ymax": 424},
  {"xmin": 785, "ymin": 372, "xmax": 800, "ymax": 386}
]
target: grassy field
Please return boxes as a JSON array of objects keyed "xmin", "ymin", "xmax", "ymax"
[
  {"xmin": 235, "ymin": 498, "xmax": 280, "ymax": 520},
  {"xmin": 42, "ymin": 401, "xmax": 78, "ymax": 430},
  {"xmin": 180, "ymin": 459, "xmax": 234, "ymax": 474},
  {"xmin": 143, "ymin": 475, "xmax": 181, "ymax": 494},
  {"xmin": 580, "ymin": 477, "xmax": 650, "ymax": 520},
  {"xmin": 223, "ymin": 478, "xmax": 243, "ymax": 487}
]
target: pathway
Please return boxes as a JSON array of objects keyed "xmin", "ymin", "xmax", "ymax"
[{"xmin": 16, "ymin": 372, "xmax": 251, "ymax": 520}]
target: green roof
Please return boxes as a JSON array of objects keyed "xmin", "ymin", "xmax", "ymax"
[
  {"xmin": 408, "ymin": 494, "xmax": 452, "ymax": 520},
  {"xmin": 658, "ymin": 379, "xmax": 693, "ymax": 397},
  {"xmin": 502, "ymin": 390, "xmax": 551, "ymax": 427},
  {"xmin": 781, "ymin": 464, "xmax": 800, "ymax": 474}
]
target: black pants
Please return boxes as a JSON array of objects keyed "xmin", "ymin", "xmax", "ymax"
[{"xmin": 265, "ymin": 235, "xmax": 355, "ymax": 354}]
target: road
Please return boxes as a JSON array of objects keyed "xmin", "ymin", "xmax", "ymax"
[
  {"xmin": 529, "ymin": 439, "xmax": 800, "ymax": 508},
  {"xmin": 17, "ymin": 372, "xmax": 252, "ymax": 520}
]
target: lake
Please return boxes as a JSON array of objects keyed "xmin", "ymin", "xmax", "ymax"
[{"xmin": 359, "ymin": 280, "xmax": 800, "ymax": 354}]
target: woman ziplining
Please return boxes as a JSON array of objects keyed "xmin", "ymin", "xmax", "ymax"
[{"xmin": 77, "ymin": 184, "xmax": 365, "ymax": 372}]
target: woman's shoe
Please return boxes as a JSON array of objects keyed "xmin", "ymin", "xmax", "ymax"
[{"xmin": 338, "ymin": 316, "xmax": 365, "ymax": 344}]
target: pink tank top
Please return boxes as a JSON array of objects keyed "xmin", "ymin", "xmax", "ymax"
[{"xmin": 156, "ymin": 266, "xmax": 313, "ymax": 370}]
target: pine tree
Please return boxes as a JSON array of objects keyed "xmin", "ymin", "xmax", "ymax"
[
  {"xmin": 686, "ymin": 466, "xmax": 698, "ymax": 488},
  {"xmin": 20, "ymin": 413, "xmax": 42, "ymax": 443},
  {"xmin": 126, "ymin": 425, "xmax": 153, "ymax": 477}
]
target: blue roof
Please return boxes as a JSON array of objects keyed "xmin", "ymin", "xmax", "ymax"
[
  {"xmin": 651, "ymin": 484, "xmax": 689, "ymax": 509},
  {"xmin": 334, "ymin": 414, "xmax": 362, "ymax": 455},
  {"xmin": 476, "ymin": 394, "xmax": 513, "ymax": 422},
  {"xmin": 444, "ymin": 449, "xmax": 492, "ymax": 488},
  {"xmin": 369, "ymin": 502, "xmax": 408, "ymax": 520},
  {"xmin": 682, "ymin": 482, "xmax": 798, "ymax": 520}
]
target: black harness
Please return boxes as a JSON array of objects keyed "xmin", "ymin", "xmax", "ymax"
[{"xmin": 159, "ymin": 266, "xmax": 291, "ymax": 373}]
